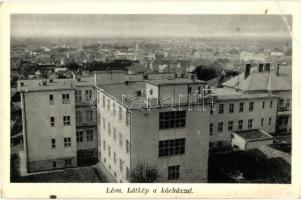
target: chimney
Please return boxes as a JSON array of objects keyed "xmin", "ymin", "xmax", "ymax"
[
  {"xmin": 258, "ymin": 64, "xmax": 264, "ymax": 72},
  {"xmin": 245, "ymin": 64, "xmax": 251, "ymax": 79},
  {"xmin": 276, "ymin": 64, "xmax": 280, "ymax": 76},
  {"xmin": 265, "ymin": 63, "xmax": 270, "ymax": 71}
]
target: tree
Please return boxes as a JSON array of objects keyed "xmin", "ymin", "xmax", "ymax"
[{"xmin": 130, "ymin": 162, "xmax": 159, "ymax": 183}]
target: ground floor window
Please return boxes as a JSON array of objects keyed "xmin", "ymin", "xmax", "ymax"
[
  {"xmin": 168, "ymin": 165, "xmax": 180, "ymax": 180},
  {"xmin": 65, "ymin": 159, "xmax": 72, "ymax": 167}
]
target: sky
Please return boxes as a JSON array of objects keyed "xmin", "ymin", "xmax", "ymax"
[{"xmin": 11, "ymin": 14, "xmax": 292, "ymax": 38}]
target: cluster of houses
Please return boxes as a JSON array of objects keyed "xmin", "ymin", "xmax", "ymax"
[{"xmin": 15, "ymin": 62, "xmax": 291, "ymax": 182}]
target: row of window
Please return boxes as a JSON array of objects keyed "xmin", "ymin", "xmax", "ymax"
[
  {"xmin": 159, "ymin": 138, "xmax": 185, "ymax": 157},
  {"xmin": 159, "ymin": 111, "xmax": 186, "ymax": 130},
  {"xmin": 102, "ymin": 151, "xmax": 130, "ymax": 181},
  {"xmin": 215, "ymin": 100, "xmax": 274, "ymax": 114},
  {"xmin": 75, "ymin": 89, "xmax": 93, "ymax": 102},
  {"xmin": 279, "ymin": 98, "xmax": 291, "ymax": 109},
  {"xmin": 102, "ymin": 136, "xmax": 130, "ymax": 154},
  {"xmin": 50, "ymin": 116, "xmax": 71, "ymax": 126},
  {"xmin": 52, "ymin": 159, "xmax": 72, "ymax": 169},
  {"xmin": 76, "ymin": 110, "xmax": 93, "ymax": 123},
  {"xmin": 49, "ymin": 93, "xmax": 70, "ymax": 105},
  {"xmin": 209, "ymin": 117, "xmax": 272, "ymax": 135},
  {"xmin": 99, "ymin": 95, "xmax": 130, "ymax": 126},
  {"xmin": 51, "ymin": 137, "xmax": 72, "ymax": 148},
  {"xmin": 76, "ymin": 129, "xmax": 94, "ymax": 142}
]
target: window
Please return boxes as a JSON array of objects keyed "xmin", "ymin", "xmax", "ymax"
[
  {"xmin": 238, "ymin": 120, "xmax": 243, "ymax": 130},
  {"xmin": 119, "ymin": 133, "xmax": 123, "ymax": 147},
  {"xmin": 218, "ymin": 122, "xmax": 223, "ymax": 132},
  {"xmin": 114, "ymin": 152, "xmax": 117, "ymax": 163},
  {"xmin": 64, "ymin": 137, "xmax": 71, "ymax": 147},
  {"xmin": 108, "ymin": 122, "xmax": 111, "ymax": 135},
  {"xmin": 76, "ymin": 111, "xmax": 82, "ymax": 123},
  {"xmin": 159, "ymin": 138, "xmax": 185, "ymax": 157},
  {"xmin": 279, "ymin": 98, "xmax": 284, "ymax": 108},
  {"xmin": 262, "ymin": 101, "xmax": 265, "ymax": 108},
  {"xmin": 103, "ymin": 140, "xmax": 106, "ymax": 151},
  {"xmin": 102, "ymin": 95, "xmax": 106, "ymax": 108},
  {"xmin": 159, "ymin": 111, "xmax": 186, "ymax": 129},
  {"xmin": 52, "ymin": 161, "xmax": 56, "ymax": 168},
  {"xmin": 49, "ymin": 94, "xmax": 54, "ymax": 105},
  {"xmin": 249, "ymin": 102, "xmax": 254, "ymax": 111},
  {"xmin": 126, "ymin": 139, "xmax": 130, "ymax": 153},
  {"xmin": 119, "ymin": 159, "xmax": 123, "ymax": 172},
  {"xmin": 239, "ymin": 103, "xmax": 244, "ymax": 112},
  {"xmin": 261, "ymin": 118, "xmax": 264, "ymax": 126},
  {"xmin": 65, "ymin": 159, "xmax": 72, "ymax": 167},
  {"xmin": 210, "ymin": 103, "xmax": 214, "ymax": 115},
  {"xmin": 108, "ymin": 145, "xmax": 111, "ymax": 157},
  {"xmin": 228, "ymin": 121, "xmax": 233, "ymax": 131},
  {"xmin": 209, "ymin": 123, "xmax": 213, "ymax": 136},
  {"xmin": 103, "ymin": 118, "xmax": 106, "ymax": 130},
  {"xmin": 284, "ymin": 117, "xmax": 288, "ymax": 125},
  {"xmin": 86, "ymin": 110, "xmax": 93, "ymax": 121},
  {"xmin": 107, "ymin": 99, "xmax": 110, "ymax": 110},
  {"xmin": 198, "ymin": 87, "xmax": 201, "ymax": 94},
  {"xmin": 119, "ymin": 106, "xmax": 123, "ymax": 120},
  {"xmin": 248, "ymin": 119, "xmax": 253, "ymax": 129},
  {"xmin": 87, "ymin": 129, "xmax": 93, "ymax": 141},
  {"xmin": 126, "ymin": 111, "xmax": 130, "ymax": 126},
  {"xmin": 126, "ymin": 167, "xmax": 130, "ymax": 181},
  {"xmin": 113, "ymin": 128, "xmax": 117, "ymax": 141},
  {"xmin": 270, "ymin": 100, "xmax": 273, "ymax": 108},
  {"xmin": 62, "ymin": 93, "xmax": 70, "ymax": 104},
  {"xmin": 219, "ymin": 104, "xmax": 224, "ymax": 114},
  {"xmin": 269, "ymin": 117, "xmax": 272, "ymax": 125},
  {"xmin": 75, "ymin": 90, "xmax": 82, "ymax": 102},
  {"xmin": 168, "ymin": 165, "xmax": 180, "ymax": 180},
  {"xmin": 76, "ymin": 131, "xmax": 83, "ymax": 142},
  {"xmin": 85, "ymin": 90, "xmax": 92, "ymax": 102},
  {"xmin": 63, "ymin": 116, "xmax": 71, "ymax": 125},
  {"xmin": 51, "ymin": 139, "xmax": 56, "ymax": 148},
  {"xmin": 113, "ymin": 103, "xmax": 116, "ymax": 115},
  {"xmin": 229, "ymin": 103, "xmax": 234, "ymax": 113},
  {"xmin": 50, "ymin": 117, "xmax": 55, "ymax": 126},
  {"xmin": 188, "ymin": 87, "xmax": 192, "ymax": 94},
  {"xmin": 286, "ymin": 98, "xmax": 290, "ymax": 108}
]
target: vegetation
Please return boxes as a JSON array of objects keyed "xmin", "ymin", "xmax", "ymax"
[{"xmin": 130, "ymin": 162, "xmax": 159, "ymax": 183}]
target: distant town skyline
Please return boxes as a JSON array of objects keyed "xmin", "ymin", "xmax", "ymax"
[{"xmin": 11, "ymin": 14, "xmax": 292, "ymax": 38}]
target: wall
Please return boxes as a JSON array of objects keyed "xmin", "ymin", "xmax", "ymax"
[
  {"xmin": 130, "ymin": 106, "xmax": 210, "ymax": 183},
  {"xmin": 23, "ymin": 89, "xmax": 77, "ymax": 172},
  {"xmin": 209, "ymin": 97, "xmax": 278, "ymax": 147},
  {"xmin": 96, "ymin": 89, "xmax": 131, "ymax": 183}
]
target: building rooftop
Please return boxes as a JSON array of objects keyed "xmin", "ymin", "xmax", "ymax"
[
  {"xmin": 210, "ymin": 87, "xmax": 279, "ymax": 101},
  {"xmin": 222, "ymin": 66, "xmax": 291, "ymax": 92},
  {"xmin": 234, "ymin": 129, "xmax": 273, "ymax": 142},
  {"xmin": 146, "ymin": 78, "xmax": 205, "ymax": 86},
  {"xmin": 18, "ymin": 76, "xmax": 94, "ymax": 92}
]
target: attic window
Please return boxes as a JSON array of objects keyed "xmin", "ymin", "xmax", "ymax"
[{"xmin": 150, "ymin": 89, "xmax": 153, "ymax": 95}]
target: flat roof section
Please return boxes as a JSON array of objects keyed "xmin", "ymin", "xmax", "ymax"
[{"xmin": 234, "ymin": 129, "xmax": 273, "ymax": 142}]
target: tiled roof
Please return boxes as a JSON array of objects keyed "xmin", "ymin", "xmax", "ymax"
[{"xmin": 222, "ymin": 68, "xmax": 291, "ymax": 92}]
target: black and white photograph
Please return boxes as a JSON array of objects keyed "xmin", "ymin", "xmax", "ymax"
[{"xmin": 8, "ymin": 13, "xmax": 293, "ymax": 185}]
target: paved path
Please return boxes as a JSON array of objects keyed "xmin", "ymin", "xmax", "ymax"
[{"xmin": 259, "ymin": 145, "xmax": 291, "ymax": 164}]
